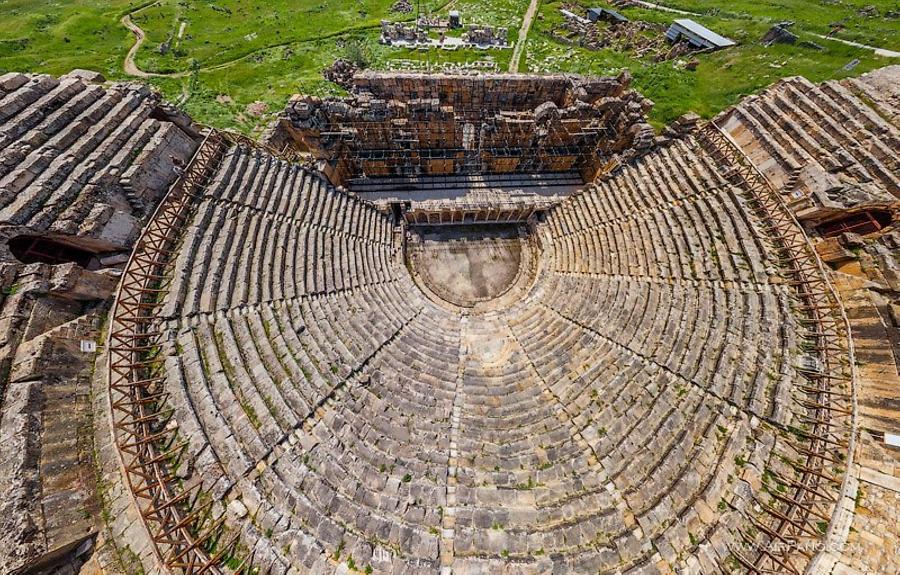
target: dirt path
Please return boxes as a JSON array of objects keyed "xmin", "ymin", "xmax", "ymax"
[
  {"xmin": 122, "ymin": 11, "xmax": 191, "ymax": 78},
  {"xmin": 633, "ymin": 1, "xmax": 899, "ymax": 57},
  {"xmin": 121, "ymin": 9, "xmax": 386, "ymax": 80},
  {"xmin": 810, "ymin": 33, "xmax": 900, "ymax": 58},
  {"xmin": 509, "ymin": 0, "xmax": 540, "ymax": 73}
]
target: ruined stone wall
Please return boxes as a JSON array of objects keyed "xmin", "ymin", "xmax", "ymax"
[
  {"xmin": 352, "ymin": 72, "xmax": 576, "ymax": 110},
  {"xmin": 275, "ymin": 71, "xmax": 654, "ymax": 184}
]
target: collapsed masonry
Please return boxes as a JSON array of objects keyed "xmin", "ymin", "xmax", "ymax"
[
  {"xmin": 379, "ymin": 20, "xmax": 428, "ymax": 45},
  {"xmin": 270, "ymin": 71, "xmax": 655, "ymax": 184},
  {"xmin": 761, "ymin": 21, "xmax": 799, "ymax": 46},
  {"xmin": 267, "ymin": 71, "xmax": 655, "ymax": 221},
  {"xmin": 461, "ymin": 24, "xmax": 510, "ymax": 47},
  {"xmin": 380, "ymin": 22, "xmax": 510, "ymax": 49},
  {"xmin": 556, "ymin": 7, "xmax": 695, "ymax": 62},
  {"xmin": 0, "ymin": 70, "xmax": 200, "ymax": 574},
  {"xmin": 716, "ymin": 67, "xmax": 899, "ymax": 225},
  {"xmin": 323, "ymin": 58, "xmax": 360, "ymax": 91}
]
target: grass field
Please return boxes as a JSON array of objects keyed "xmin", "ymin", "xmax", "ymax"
[
  {"xmin": 1, "ymin": 0, "xmax": 897, "ymax": 133},
  {"xmin": 0, "ymin": 1, "xmax": 136, "ymax": 75},
  {"xmin": 525, "ymin": 0, "xmax": 898, "ymax": 128},
  {"xmin": 641, "ymin": 0, "xmax": 899, "ymax": 51}
]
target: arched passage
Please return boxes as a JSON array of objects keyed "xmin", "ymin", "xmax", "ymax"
[
  {"xmin": 816, "ymin": 209, "xmax": 893, "ymax": 238},
  {"xmin": 7, "ymin": 235, "xmax": 95, "ymax": 267}
]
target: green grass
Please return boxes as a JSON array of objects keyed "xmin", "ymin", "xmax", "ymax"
[
  {"xmin": 129, "ymin": 0, "xmax": 403, "ymax": 73},
  {"xmin": 0, "ymin": 0, "xmax": 896, "ymax": 133},
  {"xmin": 525, "ymin": 0, "xmax": 898, "ymax": 127},
  {"xmin": 640, "ymin": 0, "xmax": 900, "ymax": 51},
  {"xmin": 141, "ymin": 0, "xmax": 522, "ymax": 133},
  {"xmin": 0, "ymin": 0, "xmax": 137, "ymax": 76}
]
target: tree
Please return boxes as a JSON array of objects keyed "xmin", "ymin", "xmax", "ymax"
[{"xmin": 342, "ymin": 38, "xmax": 372, "ymax": 69}]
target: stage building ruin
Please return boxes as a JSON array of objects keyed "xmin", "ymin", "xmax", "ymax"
[
  {"xmin": 271, "ymin": 71, "xmax": 654, "ymax": 184},
  {"xmin": 267, "ymin": 72, "xmax": 655, "ymax": 223}
]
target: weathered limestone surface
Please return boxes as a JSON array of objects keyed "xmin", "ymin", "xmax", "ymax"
[
  {"xmin": 716, "ymin": 65, "xmax": 900, "ymax": 221},
  {"xmin": 275, "ymin": 72, "xmax": 654, "ymax": 184},
  {"xmin": 846, "ymin": 65, "xmax": 900, "ymax": 124},
  {"xmin": 0, "ymin": 276, "xmax": 105, "ymax": 573},
  {"xmin": 718, "ymin": 69, "xmax": 899, "ymax": 575},
  {"xmin": 0, "ymin": 72, "xmax": 203, "ymax": 574},
  {"xmin": 407, "ymin": 224, "xmax": 533, "ymax": 308},
  {"xmin": 148, "ymin": 130, "xmax": 834, "ymax": 574},
  {"xmin": 0, "ymin": 67, "xmax": 897, "ymax": 575},
  {"xmin": 152, "ymin": 71, "xmax": 900, "ymax": 573},
  {"xmin": 0, "ymin": 72, "xmax": 198, "ymax": 251}
]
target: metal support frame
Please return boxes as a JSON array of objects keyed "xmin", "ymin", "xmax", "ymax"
[
  {"xmin": 699, "ymin": 123, "xmax": 857, "ymax": 575},
  {"xmin": 218, "ymin": 128, "xmax": 303, "ymax": 164},
  {"xmin": 309, "ymin": 110, "xmax": 614, "ymax": 180},
  {"xmin": 817, "ymin": 209, "xmax": 891, "ymax": 238},
  {"xmin": 106, "ymin": 132, "xmax": 246, "ymax": 574},
  {"xmin": 8, "ymin": 234, "xmax": 96, "ymax": 266}
]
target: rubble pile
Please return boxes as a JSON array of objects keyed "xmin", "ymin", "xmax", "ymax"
[
  {"xmin": 380, "ymin": 19, "xmax": 510, "ymax": 49},
  {"xmin": 663, "ymin": 111, "xmax": 701, "ymax": 138},
  {"xmin": 463, "ymin": 24, "xmax": 510, "ymax": 47},
  {"xmin": 390, "ymin": 0, "xmax": 413, "ymax": 14},
  {"xmin": 323, "ymin": 58, "xmax": 359, "ymax": 90},
  {"xmin": 762, "ymin": 21, "xmax": 799, "ymax": 46},
  {"xmin": 380, "ymin": 20, "xmax": 426, "ymax": 45},
  {"xmin": 555, "ymin": 9, "xmax": 694, "ymax": 62}
]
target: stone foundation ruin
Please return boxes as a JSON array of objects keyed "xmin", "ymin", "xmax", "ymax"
[
  {"xmin": 0, "ymin": 65, "xmax": 898, "ymax": 575},
  {"xmin": 380, "ymin": 20, "xmax": 508, "ymax": 50},
  {"xmin": 556, "ymin": 5, "xmax": 696, "ymax": 62}
]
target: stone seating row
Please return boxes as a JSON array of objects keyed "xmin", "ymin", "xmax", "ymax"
[
  {"xmin": 726, "ymin": 75, "xmax": 899, "ymax": 197},
  {"xmin": 209, "ymin": 148, "xmax": 394, "ymax": 244},
  {"xmin": 528, "ymin": 138, "xmax": 795, "ymax": 422},
  {"xmin": 449, "ymin": 322, "xmax": 628, "ymax": 558},
  {"xmin": 547, "ymin": 191, "xmax": 769, "ymax": 284},
  {"xmin": 163, "ymin": 290, "xmax": 473, "ymax": 569},
  {"xmin": 534, "ymin": 273, "xmax": 794, "ymax": 424},
  {"xmin": 510, "ymin": 304, "xmax": 753, "ymax": 554},
  {"xmin": 151, "ymin": 122, "xmax": 798, "ymax": 573},
  {"xmin": 544, "ymin": 143, "xmax": 771, "ymax": 286},
  {"xmin": 408, "ymin": 142, "xmax": 801, "ymax": 564},
  {"xmin": 168, "ymin": 281, "xmax": 422, "ymax": 459},
  {"xmin": 163, "ymin": 282, "xmax": 752, "ymax": 571},
  {"xmin": 0, "ymin": 73, "xmax": 196, "ymax": 243},
  {"xmin": 163, "ymin": 147, "xmax": 400, "ymax": 318},
  {"xmin": 433, "ymin": 304, "xmax": 751, "ymax": 565},
  {"xmin": 448, "ymin": 138, "xmax": 801, "ymax": 568},
  {"xmin": 546, "ymin": 138, "xmax": 728, "ymax": 235},
  {"xmin": 802, "ymin": 78, "xmax": 899, "ymax": 174},
  {"xmin": 0, "ymin": 261, "xmax": 110, "ymax": 573}
]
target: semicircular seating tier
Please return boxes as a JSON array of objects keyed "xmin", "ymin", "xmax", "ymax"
[{"xmin": 154, "ymin": 134, "xmax": 828, "ymax": 575}]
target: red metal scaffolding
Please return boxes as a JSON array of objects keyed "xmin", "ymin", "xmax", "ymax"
[
  {"xmin": 106, "ymin": 131, "xmax": 251, "ymax": 574},
  {"xmin": 699, "ymin": 123, "xmax": 858, "ymax": 575}
]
